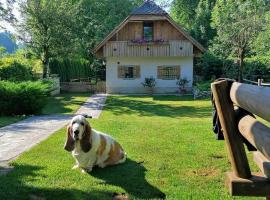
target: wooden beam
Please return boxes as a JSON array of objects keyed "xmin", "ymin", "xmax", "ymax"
[
  {"xmin": 230, "ymin": 82, "xmax": 270, "ymax": 122},
  {"xmin": 253, "ymin": 152, "xmax": 270, "ymax": 178},
  {"xmin": 226, "ymin": 172, "xmax": 270, "ymax": 197},
  {"xmin": 129, "ymin": 15, "xmax": 167, "ymax": 21},
  {"xmin": 211, "ymin": 80, "xmax": 251, "ymax": 178},
  {"xmin": 238, "ymin": 115, "xmax": 270, "ymax": 160}
]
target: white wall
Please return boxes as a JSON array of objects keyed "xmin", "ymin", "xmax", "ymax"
[{"xmin": 106, "ymin": 56, "xmax": 193, "ymax": 94}]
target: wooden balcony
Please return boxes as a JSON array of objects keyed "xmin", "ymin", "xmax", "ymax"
[{"xmin": 103, "ymin": 40, "xmax": 193, "ymax": 57}]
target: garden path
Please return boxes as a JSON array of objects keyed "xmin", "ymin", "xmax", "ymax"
[{"xmin": 0, "ymin": 94, "xmax": 107, "ymax": 166}]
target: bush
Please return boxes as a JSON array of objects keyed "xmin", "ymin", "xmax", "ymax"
[
  {"xmin": 0, "ymin": 57, "xmax": 33, "ymax": 81},
  {"xmin": 0, "ymin": 81, "xmax": 51, "ymax": 115},
  {"xmin": 244, "ymin": 57, "xmax": 270, "ymax": 82}
]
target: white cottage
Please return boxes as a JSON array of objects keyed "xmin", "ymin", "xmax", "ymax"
[{"xmin": 93, "ymin": 1, "xmax": 205, "ymax": 94}]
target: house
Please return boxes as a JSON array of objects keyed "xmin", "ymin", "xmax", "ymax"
[{"xmin": 93, "ymin": 0, "xmax": 205, "ymax": 94}]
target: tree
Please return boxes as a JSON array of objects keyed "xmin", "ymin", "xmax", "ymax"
[
  {"xmin": 211, "ymin": 0, "xmax": 268, "ymax": 81},
  {"xmin": 0, "ymin": 0, "xmax": 15, "ymax": 23},
  {"xmin": 17, "ymin": 0, "xmax": 78, "ymax": 78},
  {"xmin": 192, "ymin": 0, "xmax": 216, "ymax": 47},
  {"xmin": 170, "ymin": 0, "xmax": 200, "ymax": 30},
  {"xmin": 253, "ymin": 11, "xmax": 270, "ymax": 57},
  {"xmin": 0, "ymin": 46, "xmax": 6, "ymax": 57}
]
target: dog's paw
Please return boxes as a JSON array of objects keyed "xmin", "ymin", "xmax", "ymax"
[
  {"xmin": 86, "ymin": 166, "xmax": 93, "ymax": 172},
  {"xmin": 72, "ymin": 165, "xmax": 79, "ymax": 170},
  {"xmin": 81, "ymin": 169, "xmax": 87, "ymax": 173},
  {"xmin": 98, "ymin": 163, "xmax": 106, "ymax": 168}
]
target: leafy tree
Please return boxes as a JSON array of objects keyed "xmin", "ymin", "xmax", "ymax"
[
  {"xmin": 253, "ymin": 11, "xmax": 270, "ymax": 57},
  {"xmin": 0, "ymin": 46, "xmax": 6, "ymax": 57},
  {"xmin": 17, "ymin": 0, "xmax": 78, "ymax": 78},
  {"xmin": 0, "ymin": 0, "xmax": 15, "ymax": 24},
  {"xmin": 211, "ymin": 0, "xmax": 268, "ymax": 81},
  {"xmin": 192, "ymin": 0, "xmax": 216, "ymax": 47},
  {"xmin": 171, "ymin": 0, "xmax": 200, "ymax": 30}
]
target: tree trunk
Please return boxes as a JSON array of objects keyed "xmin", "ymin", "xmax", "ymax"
[
  {"xmin": 42, "ymin": 46, "xmax": 49, "ymax": 78},
  {"xmin": 238, "ymin": 48, "xmax": 244, "ymax": 82}
]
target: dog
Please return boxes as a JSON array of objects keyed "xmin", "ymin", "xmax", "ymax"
[{"xmin": 64, "ymin": 115, "xmax": 126, "ymax": 173}]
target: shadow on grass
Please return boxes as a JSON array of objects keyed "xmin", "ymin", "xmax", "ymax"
[
  {"xmin": 0, "ymin": 164, "xmax": 121, "ymax": 200},
  {"xmin": 106, "ymin": 96, "xmax": 211, "ymax": 118},
  {"xmin": 42, "ymin": 93, "xmax": 90, "ymax": 115},
  {"xmin": 0, "ymin": 161, "xmax": 165, "ymax": 200},
  {"xmin": 90, "ymin": 159, "xmax": 166, "ymax": 199}
]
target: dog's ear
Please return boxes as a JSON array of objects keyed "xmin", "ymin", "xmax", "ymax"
[
  {"xmin": 64, "ymin": 125, "xmax": 75, "ymax": 152},
  {"xmin": 80, "ymin": 122, "xmax": 92, "ymax": 153}
]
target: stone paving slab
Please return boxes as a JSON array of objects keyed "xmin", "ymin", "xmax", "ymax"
[
  {"xmin": 76, "ymin": 93, "xmax": 107, "ymax": 118},
  {"xmin": 0, "ymin": 93, "xmax": 107, "ymax": 165}
]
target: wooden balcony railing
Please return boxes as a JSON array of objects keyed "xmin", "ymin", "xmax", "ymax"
[{"xmin": 103, "ymin": 40, "xmax": 193, "ymax": 57}]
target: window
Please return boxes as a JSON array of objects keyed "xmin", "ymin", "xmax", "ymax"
[
  {"xmin": 143, "ymin": 22, "xmax": 153, "ymax": 41},
  {"xmin": 118, "ymin": 65, "xmax": 140, "ymax": 79},
  {"xmin": 157, "ymin": 66, "xmax": 180, "ymax": 80}
]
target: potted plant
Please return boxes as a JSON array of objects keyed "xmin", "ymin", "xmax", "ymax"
[
  {"xmin": 142, "ymin": 77, "xmax": 156, "ymax": 94},
  {"xmin": 176, "ymin": 78, "xmax": 190, "ymax": 94}
]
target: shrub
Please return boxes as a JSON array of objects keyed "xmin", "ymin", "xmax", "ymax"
[
  {"xmin": 141, "ymin": 77, "xmax": 156, "ymax": 88},
  {"xmin": 0, "ymin": 81, "xmax": 51, "ymax": 115},
  {"xmin": 195, "ymin": 80, "xmax": 212, "ymax": 91},
  {"xmin": 244, "ymin": 57, "xmax": 270, "ymax": 82},
  {"xmin": 0, "ymin": 57, "xmax": 33, "ymax": 81}
]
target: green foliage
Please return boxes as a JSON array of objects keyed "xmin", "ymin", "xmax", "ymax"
[
  {"xmin": 195, "ymin": 52, "xmax": 225, "ymax": 80},
  {"xmin": 192, "ymin": 0, "xmax": 216, "ymax": 47},
  {"xmin": 195, "ymin": 80, "xmax": 212, "ymax": 91},
  {"xmin": 0, "ymin": 57, "xmax": 33, "ymax": 81},
  {"xmin": 244, "ymin": 57, "xmax": 270, "ymax": 82},
  {"xmin": 141, "ymin": 77, "xmax": 156, "ymax": 88},
  {"xmin": 171, "ymin": 0, "xmax": 200, "ymax": 30},
  {"xmin": 253, "ymin": 11, "xmax": 270, "ymax": 57},
  {"xmin": 176, "ymin": 77, "xmax": 190, "ymax": 89},
  {"xmin": 0, "ymin": 46, "xmax": 6, "ymax": 57},
  {"xmin": 211, "ymin": 0, "xmax": 268, "ymax": 80},
  {"xmin": 0, "ymin": 81, "xmax": 51, "ymax": 115},
  {"xmin": 49, "ymin": 58, "xmax": 95, "ymax": 82}
]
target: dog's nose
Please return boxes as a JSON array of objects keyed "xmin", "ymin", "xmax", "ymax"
[{"xmin": 74, "ymin": 130, "xmax": 79, "ymax": 135}]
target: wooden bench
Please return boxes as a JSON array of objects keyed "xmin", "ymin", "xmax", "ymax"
[{"xmin": 211, "ymin": 80, "xmax": 270, "ymax": 199}]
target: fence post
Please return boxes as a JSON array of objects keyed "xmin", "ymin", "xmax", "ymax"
[
  {"xmin": 258, "ymin": 79, "xmax": 263, "ymax": 86},
  {"xmin": 211, "ymin": 80, "xmax": 251, "ymax": 179}
]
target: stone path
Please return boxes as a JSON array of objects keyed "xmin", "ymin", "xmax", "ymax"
[{"xmin": 0, "ymin": 94, "xmax": 107, "ymax": 165}]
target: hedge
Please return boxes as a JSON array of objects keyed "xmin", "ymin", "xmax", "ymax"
[
  {"xmin": 49, "ymin": 58, "xmax": 95, "ymax": 82},
  {"xmin": 0, "ymin": 81, "xmax": 51, "ymax": 115}
]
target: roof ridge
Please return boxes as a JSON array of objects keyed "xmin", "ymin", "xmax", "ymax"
[{"xmin": 131, "ymin": 0, "xmax": 167, "ymax": 15}]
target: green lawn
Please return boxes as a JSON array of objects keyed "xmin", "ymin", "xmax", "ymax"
[
  {"xmin": 0, "ymin": 95, "xmax": 263, "ymax": 199},
  {"xmin": 0, "ymin": 93, "xmax": 90, "ymax": 128},
  {"xmin": 41, "ymin": 92, "xmax": 90, "ymax": 115},
  {"xmin": 0, "ymin": 116, "xmax": 27, "ymax": 128}
]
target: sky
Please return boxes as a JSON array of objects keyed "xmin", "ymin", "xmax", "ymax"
[{"xmin": 1, "ymin": 0, "xmax": 173, "ymax": 33}]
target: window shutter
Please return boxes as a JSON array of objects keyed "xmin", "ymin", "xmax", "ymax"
[
  {"xmin": 135, "ymin": 66, "xmax": 140, "ymax": 79},
  {"xmin": 118, "ymin": 66, "xmax": 124, "ymax": 79},
  {"xmin": 176, "ymin": 66, "xmax": 181, "ymax": 79},
  {"xmin": 157, "ymin": 66, "xmax": 162, "ymax": 79}
]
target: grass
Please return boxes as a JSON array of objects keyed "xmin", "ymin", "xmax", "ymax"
[
  {"xmin": 0, "ymin": 116, "xmax": 27, "ymax": 128},
  {"xmin": 41, "ymin": 92, "xmax": 90, "ymax": 115},
  {"xmin": 0, "ymin": 95, "xmax": 264, "ymax": 199},
  {"xmin": 0, "ymin": 93, "xmax": 90, "ymax": 128}
]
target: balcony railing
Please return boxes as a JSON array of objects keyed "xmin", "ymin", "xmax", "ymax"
[{"xmin": 103, "ymin": 40, "xmax": 193, "ymax": 57}]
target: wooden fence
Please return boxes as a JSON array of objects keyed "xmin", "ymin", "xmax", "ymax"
[
  {"xmin": 211, "ymin": 80, "xmax": 270, "ymax": 199},
  {"xmin": 243, "ymin": 78, "xmax": 270, "ymax": 87}
]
